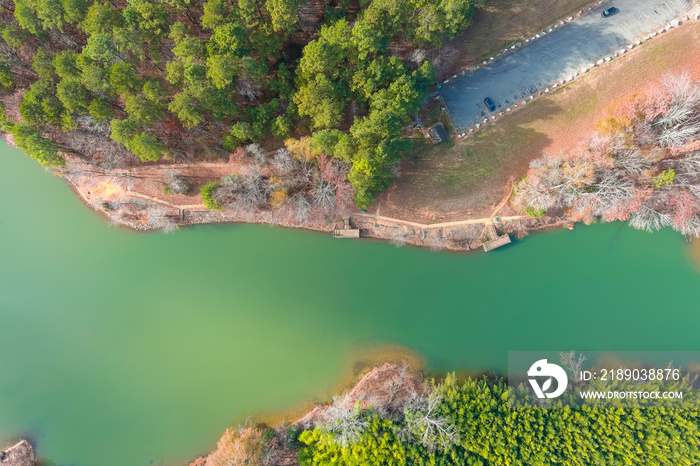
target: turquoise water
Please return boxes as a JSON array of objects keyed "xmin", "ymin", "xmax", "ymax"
[{"xmin": 2, "ymin": 142, "xmax": 700, "ymax": 465}]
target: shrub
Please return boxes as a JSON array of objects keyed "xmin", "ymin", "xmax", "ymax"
[
  {"xmin": 200, "ymin": 181, "xmax": 222, "ymax": 210},
  {"xmin": 222, "ymin": 173, "xmax": 240, "ymax": 185},
  {"xmin": 652, "ymin": 169, "xmax": 675, "ymax": 190},
  {"xmin": 286, "ymin": 424, "xmax": 303, "ymax": 449},
  {"xmin": 524, "ymin": 206, "xmax": 546, "ymax": 218}
]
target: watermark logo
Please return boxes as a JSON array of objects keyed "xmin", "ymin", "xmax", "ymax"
[
  {"xmin": 510, "ymin": 351, "xmax": 699, "ymax": 409},
  {"xmin": 527, "ymin": 359, "xmax": 568, "ymax": 399}
]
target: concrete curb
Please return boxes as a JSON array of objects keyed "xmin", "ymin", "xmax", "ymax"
[
  {"xmin": 452, "ymin": 6, "xmax": 697, "ymax": 139},
  {"xmin": 437, "ymin": 0, "xmax": 620, "ymax": 90}
]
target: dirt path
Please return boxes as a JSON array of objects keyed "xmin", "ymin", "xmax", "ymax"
[
  {"xmin": 113, "ymin": 160, "xmax": 524, "ymax": 230},
  {"xmin": 353, "ymin": 179, "xmax": 525, "ymax": 229},
  {"xmin": 352, "ymin": 212, "xmax": 526, "ymax": 228},
  {"xmin": 127, "ymin": 191, "xmax": 206, "ymax": 210},
  {"xmin": 489, "ymin": 176, "xmax": 516, "ymax": 219},
  {"xmin": 130, "ymin": 161, "xmax": 231, "ymax": 172}
]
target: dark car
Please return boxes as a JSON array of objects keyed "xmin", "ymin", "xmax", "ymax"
[
  {"xmin": 484, "ymin": 97, "xmax": 496, "ymax": 112},
  {"xmin": 601, "ymin": 7, "xmax": 618, "ymax": 17}
]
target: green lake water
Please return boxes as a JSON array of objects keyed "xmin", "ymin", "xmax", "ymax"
[{"xmin": 3, "ymin": 142, "xmax": 700, "ymax": 465}]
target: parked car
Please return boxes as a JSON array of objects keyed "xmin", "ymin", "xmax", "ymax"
[
  {"xmin": 601, "ymin": 7, "xmax": 618, "ymax": 17},
  {"xmin": 484, "ymin": 97, "xmax": 496, "ymax": 112}
]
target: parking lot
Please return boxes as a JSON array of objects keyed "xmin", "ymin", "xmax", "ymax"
[{"xmin": 440, "ymin": 0, "xmax": 693, "ymax": 129}]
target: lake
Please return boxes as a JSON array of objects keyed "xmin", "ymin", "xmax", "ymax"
[{"xmin": 2, "ymin": 142, "xmax": 700, "ymax": 465}]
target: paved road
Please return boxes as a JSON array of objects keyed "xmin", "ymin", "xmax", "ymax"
[{"xmin": 440, "ymin": 0, "xmax": 692, "ymax": 129}]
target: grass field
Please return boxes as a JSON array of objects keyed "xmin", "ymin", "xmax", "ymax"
[
  {"xmin": 370, "ymin": 19, "xmax": 700, "ymax": 223},
  {"xmin": 445, "ymin": 0, "xmax": 594, "ymax": 75}
]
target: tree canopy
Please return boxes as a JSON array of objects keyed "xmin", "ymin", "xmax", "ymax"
[
  {"xmin": 1, "ymin": 0, "xmax": 474, "ymax": 207},
  {"xmin": 299, "ymin": 373, "xmax": 700, "ymax": 465}
]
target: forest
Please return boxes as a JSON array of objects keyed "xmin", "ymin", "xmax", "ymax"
[
  {"xmin": 514, "ymin": 72, "xmax": 700, "ymax": 236},
  {"xmin": 194, "ymin": 360, "xmax": 700, "ymax": 466},
  {"xmin": 0, "ymin": 0, "xmax": 475, "ymax": 208}
]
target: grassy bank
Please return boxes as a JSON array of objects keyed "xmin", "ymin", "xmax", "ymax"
[{"xmin": 447, "ymin": 0, "xmax": 593, "ymax": 71}]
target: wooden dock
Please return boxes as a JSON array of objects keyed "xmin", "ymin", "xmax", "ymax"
[
  {"xmin": 482, "ymin": 224, "xmax": 511, "ymax": 251},
  {"xmin": 333, "ymin": 217, "xmax": 360, "ymax": 238}
]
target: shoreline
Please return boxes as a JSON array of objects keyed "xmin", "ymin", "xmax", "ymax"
[
  {"xmin": 4, "ymin": 135, "xmax": 586, "ymax": 251},
  {"xmin": 238, "ymin": 344, "xmax": 428, "ymax": 430},
  {"xmin": 188, "ymin": 361, "xmax": 430, "ymax": 466},
  {"xmin": 83, "ymin": 191, "xmax": 568, "ymax": 252},
  {"xmin": 0, "ymin": 439, "xmax": 35, "ymax": 466},
  {"xmin": 59, "ymin": 163, "xmax": 568, "ymax": 252}
]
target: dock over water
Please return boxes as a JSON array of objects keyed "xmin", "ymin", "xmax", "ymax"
[
  {"xmin": 333, "ymin": 217, "xmax": 360, "ymax": 238},
  {"xmin": 482, "ymin": 224, "xmax": 511, "ymax": 251}
]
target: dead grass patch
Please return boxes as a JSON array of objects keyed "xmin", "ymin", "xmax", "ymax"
[{"xmin": 444, "ymin": 0, "xmax": 592, "ymax": 77}]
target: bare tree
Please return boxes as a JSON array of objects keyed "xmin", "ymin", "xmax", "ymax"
[
  {"xmin": 205, "ymin": 421, "xmax": 282, "ymax": 466},
  {"xmin": 653, "ymin": 72, "xmax": 700, "ymax": 147},
  {"xmin": 145, "ymin": 204, "xmax": 178, "ymax": 233},
  {"xmin": 211, "ymin": 141, "xmax": 353, "ymax": 223},
  {"xmin": 560, "ymin": 351, "xmax": 587, "ymax": 383},
  {"xmin": 401, "ymin": 390, "xmax": 460, "ymax": 452},
  {"xmin": 675, "ymin": 152, "xmax": 700, "ymax": 177},
  {"xmin": 297, "ymin": 0, "xmax": 323, "ymax": 32},
  {"xmin": 100, "ymin": 143, "xmax": 138, "ymax": 170},
  {"xmin": 517, "ymin": 73, "xmax": 700, "ymax": 236},
  {"xmin": 369, "ymin": 362, "xmax": 414, "ymax": 420},
  {"xmin": 310, "ymin": 178, "xmax": 336, "ymax": 213},
  {"xmin": 272, "ymin": 148, "xmax": 296, "ymax": 175},
  {"xmin": 216, "ymin": 171, "xmax": 270, "ymax": 213},
  {"xmin": 165, "ymin": 170, "xmax": 190, "ymax": 194},
  {"xmin": 628, "ymin": 204, "xmax": 673, "ymax": 232},
  {"xmin": 237, "ymin": 80, "xmax": 262, "ymax": 102},
  {"xmin": 246, "ymin": 143, "xmax": 265, "ymax": 159},
  {"xmin": 321, "ymin": 393, "xmax": 369, "ymax": 447},
  {"xmin": 407, "ymin": 48, "xmax": 427, "ymax": 67},
  {"xmin": 386, "ymin": 227, "xmax": 409, "ymax": 247},
  {"xmin": 425, "ymin": 233, "xmax": 446, "ymax": 250},
  {"xmin": 616, "ymin": 149, "xmax": 649, "ymax": 175},
  {"xmin": 576, "ymin": 171, "xmax": 637, "ymax": 221},
  {"xmin": 673, "ymin": 213, "xmax": 700, "ymax": 237},
  {"xmin": 514, "ymin": 174, "xmax": 559, "ymax": 211},
  {"xmin": 429, "ymin": 46, "xmax": 458, "ymax": 76},
  {"xmin": 289, "ymin": 192, "xmax": 312, "ymax": 222}
]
